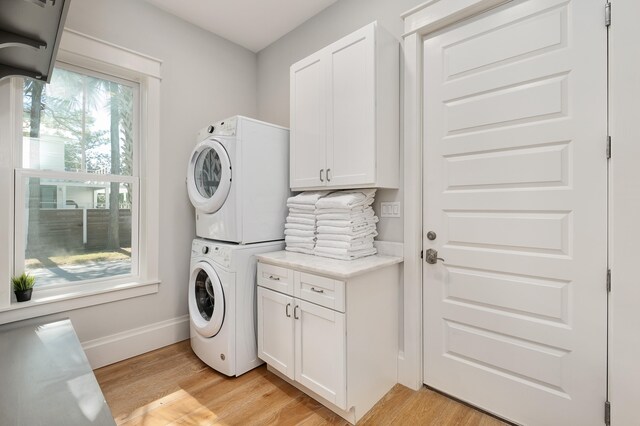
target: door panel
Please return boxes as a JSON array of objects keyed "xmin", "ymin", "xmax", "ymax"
[
  {"xmin": 295, "ymin": 299, "xmax": 346, "ymax": 409},
  {"xmin": 325, "ymin": 25, "xmax": 376, "ymax": 186},
  {"xmin": 257, "ymin": 287, "xmax": 295, "ymax": 379},
  {"xmin": 422, "ymin": 0, "xmax": 607, "ymax": 424},
  {"xmin": 290, "ymin": 54, "xmax": 326, "ymax": 189}
]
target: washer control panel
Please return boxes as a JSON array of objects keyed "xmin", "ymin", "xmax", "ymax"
[{"xmin": 192, "ymin": 239, "xmax": 232, "ymax": 269}]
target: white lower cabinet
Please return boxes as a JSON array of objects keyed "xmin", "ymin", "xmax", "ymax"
[
  {"xmin": 296, "ymin": 299, "xmax": 346, "ymax": 407},
  {"xmin": 257, "ymin": 287, "xmax": 295, "ymax": 379},
  {"xmin": 258, "ymin": 287, "xmax": 347, "ymax": 407},
  {"xmin": 256, "ymin": 259, "xmax": 400, "ymax": 424}
]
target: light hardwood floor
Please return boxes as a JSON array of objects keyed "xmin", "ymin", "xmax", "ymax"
[{"xmin": 94, "ymin": 340, "xmax": 507, "ymax": 426}]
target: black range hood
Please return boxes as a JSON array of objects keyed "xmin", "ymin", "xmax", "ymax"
[{"xmin": 0, "ymin": 0, "xmax": 71, "ymax": 83}]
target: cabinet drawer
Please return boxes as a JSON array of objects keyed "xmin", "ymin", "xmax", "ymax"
[
  {"xmin": 295, "ymin": 272, "xmax": 345, "ymax": 312},
  {"xmin": 258, "ymin": 263, "xmax": 294, "ymax": 295}
]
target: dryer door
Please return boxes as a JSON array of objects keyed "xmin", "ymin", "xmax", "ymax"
[
  {"xmin": 189, "ymin": 261, "xmax": 225, "ymax": 337},
  {"xmin": 187, "ymin": 138, "xmax": 232, "ymax": 214}
]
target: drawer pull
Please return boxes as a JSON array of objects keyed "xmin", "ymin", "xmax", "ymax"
[
  {"xmin": 294, "ymin": 305, "xmax": 300, "ymax": 320},
  {"xmin": 268, "ymin": 275, "xmax": 280, "ymax": 281},
  {"xmin": 310, "ymin": 287, "xmax": 325, "ymax": 294},
  {"xmin": 285, "ymin": 303, "xmax": 291, "ymax": 318}
]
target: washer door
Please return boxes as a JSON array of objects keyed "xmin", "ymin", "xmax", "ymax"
[
  {"xmin": 189, "ymin": 261, "xmax": 225, "ymax": 338},
  {"xmin": 187, "ymin": 139, "xmax": 232, "ymax": 214}
]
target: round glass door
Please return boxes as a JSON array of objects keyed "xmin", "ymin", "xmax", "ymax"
[
  {"xmin": 188, "ymin": 262, "xmax": 225, "ymax": 337},
  {"xmin": 187, "ymin": 139, "xmax": 232, "ymax": 213}
]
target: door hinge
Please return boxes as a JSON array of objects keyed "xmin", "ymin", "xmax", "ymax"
[
  {"xmin": 605, "ymin": 2, "xmax": 611, "ymax": 27},
  {"xmin": 607, "ymin": 136, "xmax": 612, "ymax": 159},
  {"xmin": 605, "ymin": 400, "xmax": 611, "ymax": 425},
  {"xmin": 607, "ymin": 269, "xmax": 612, "ymax": 292}
]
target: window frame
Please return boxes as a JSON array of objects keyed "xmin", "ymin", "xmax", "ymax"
[
  {"xmin": 0, "ymin": 29, "xmax": 162, "ymax": 323},
  {"xmin": 14, "ymin": 63, "xmax": 142, "ymax": 290}
]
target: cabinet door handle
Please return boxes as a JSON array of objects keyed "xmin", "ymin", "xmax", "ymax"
[
  {"xmin": 294, "ymin": 305, "xmax": 300, "ymax": 320},
  {"xmin": 320, "ymin": 169, "xmax": 324, "ymax": 182},
  {"xmin": 268, "ymin": 275, "xmax": 280, "ymax": 281},
  {"xmin": 326, "ymin": 168, "xmax": 331, "ymax": 182},
  {"xmin": 285, "ymin": 303, "xmax": 291, "ymax": 318},
  {"xmin": 310, "ymin": 287, "xmax": 325, "ymax": 294}
]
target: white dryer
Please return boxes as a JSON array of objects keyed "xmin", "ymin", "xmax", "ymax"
[
  {"xmin": 188, "ymin": 238, "xmax": 284, "ymax": 376},
  {"xmin": 187, "ymin": 116, "xmax": 290, "ymax": 244}
]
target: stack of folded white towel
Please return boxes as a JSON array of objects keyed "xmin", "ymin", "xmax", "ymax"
[
  {"xmin": 284, "ymin": 191, "xmax": 329, "ymax": 255},
  {"xmin": 314, "ymin": 188, "xmax": 378, "ymax": 260}
]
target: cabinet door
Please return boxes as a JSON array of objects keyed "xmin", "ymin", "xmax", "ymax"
[
  {"xmin": 294, "ymin": 299, "xmax": 347, "ymax": 409},
  {"xmin": 257, "ymin": 287, "xmax": 295, "ymax": 379},
  {"xmin": 290, "ymin": 53, "xmax": 326, "ymax": 189},
  {"xmin": 325, "ymin": 23, "xmax": 376, "ymax": 187}
]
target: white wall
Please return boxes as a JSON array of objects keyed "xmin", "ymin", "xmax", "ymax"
[
  {"xmin": 256, "ymin": 0, "xmax": 424, "ymax": 242},
  {"xmin": 19, "ymin": 0, "xmax": 258, "ymax": 359}
]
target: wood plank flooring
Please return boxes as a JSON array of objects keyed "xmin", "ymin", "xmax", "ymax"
[{"xmin": 94, "ymin": 340, "xmax": 507, "ymax": 426}]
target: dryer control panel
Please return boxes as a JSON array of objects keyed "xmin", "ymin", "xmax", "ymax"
[{"xmin": 197, "ymin": 116, "xmax": 238, "ymax": 141}]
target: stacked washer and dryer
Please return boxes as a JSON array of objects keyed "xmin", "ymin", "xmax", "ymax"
[{"xmin": 186, "ymin": 116, "xmax": 289, "ymax": 376}]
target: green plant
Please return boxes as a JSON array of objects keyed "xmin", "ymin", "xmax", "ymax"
[{"xmin": 11, "ymin": 273, "xmax": 36, "ymax": 291}]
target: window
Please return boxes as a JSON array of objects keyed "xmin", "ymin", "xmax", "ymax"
[
  {"xmin": 0, "ymin": 29, "xmax": 160, "ymax": 320},
  {"xmin": 15, "ymin": 65, "xmax": 140, "ymax": 288}
]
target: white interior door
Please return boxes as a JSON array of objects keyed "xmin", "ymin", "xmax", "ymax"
[{"xmin": 422, "ymin": 1, "xmax": 607, "ymax": 425}]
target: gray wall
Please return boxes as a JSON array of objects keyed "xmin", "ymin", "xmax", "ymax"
[
  {"xmin": 256, "ymin": 0, "xmax": 425, "ymax": 242},
  {"xmin": 36, "ymin": 0, "xmax": 258, "ymax": 343}
]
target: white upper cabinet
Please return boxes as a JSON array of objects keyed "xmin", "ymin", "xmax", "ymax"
[
  {"xmin": 290, "ymin": 55, "xmax": 326, "ymax": 188},
  {"xmin": 290, "ymin": 22, "xmax": 399, "ymax": 190}
]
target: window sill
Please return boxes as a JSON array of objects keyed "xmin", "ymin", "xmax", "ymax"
[{"xmin": 0, "ymin": 279, "xmax": 160, "ymax": 325}]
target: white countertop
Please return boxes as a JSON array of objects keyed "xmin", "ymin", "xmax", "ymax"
[
  {"xmin": 0, "ymin": 319, "xmax": 115, "ymax": 425},
  {"xmin": 256, "ymin": 250, "xmax": 403, "ymax": 279}
]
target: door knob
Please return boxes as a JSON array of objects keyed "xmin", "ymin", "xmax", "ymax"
[{"xmin": 425, "ymin": 248, "xmax": 445, "ymax": 264}]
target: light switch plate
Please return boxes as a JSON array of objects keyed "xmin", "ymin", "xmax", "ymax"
[{"xmin": 380, "ymin": 202, "xmax": 401, "ymax": 218}]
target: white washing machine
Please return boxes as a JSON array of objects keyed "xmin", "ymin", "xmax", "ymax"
[
  {"xmin": 187, "ymin": 116, "xmax": 290, "ymax": 244},
  {"xmin": 188, "ymin": 238, "xmax": 284, "ymax": 376}
]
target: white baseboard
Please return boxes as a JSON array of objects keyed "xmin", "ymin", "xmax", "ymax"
[{"xmin": 82, "ymin": 315, "xmax": 190, "ymax": 369}]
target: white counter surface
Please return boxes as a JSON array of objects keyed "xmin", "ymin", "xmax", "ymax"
[
  {"xmin": 256, "ymin": 250, "xmax": 403, "ymax": 279},
  {"xmin": 0, "ymin": 318, "xmax": 115, "ymax": 425}
]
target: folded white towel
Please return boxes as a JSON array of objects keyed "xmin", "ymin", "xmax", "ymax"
[
  {"xmin": 314, "ymin": 204, "xmax": 372, "ymax": 214},
  {"xmin": 287, "ymin": 203, "xmax": 316, "ymax": 211},
  {"xmin": 286, "ymin": 241, "xmax": 315, "ymax": 249},
  {"xmin": 286, "ymin": 246, "xmax": 315, "ymax": 255},
  {"xmin": 284, "ymin": 228, "xmax": 315, "ymax": 237},
  {"xmin": 288, "ymin": 211, "xmax": 315, "ymax": 219},
  {"xmin": 316, "ymin": 210, "xmax": 375, "ymax": 221},
  {"xmin": 317, "ymin": 224, "xmax": 377, "ymax": 235},
  {"xmin": 316, "ymin": 231, "xmax": 378, "ymax": 241},
  {"xmin": 316, "ymin": 217, "xmax": 378, "ymax": 228},
  {"xmin": 289, "ymin": 208, "xmax": 317, "ymax": 215},
  {"xmin": 315, "ymin": 239, "xmax": 374, "ymax": 249},
  {"xmin": 285, "ymin": 222, "xmax": 315, "ymax": 230},
  {"xmin": 316, "ymin": 189, "xmax": 376, "ymax": 210},
  {"xmin": 287, "ymin": 191, "xmax": 331, "ymax": 206},
  {"xmin": 316, "ymin": 233, "xmax": 376, "ymax": 243},
  {"xmin": 285, "ymin": 235, "xmax": 315, "ymax": 244},
  {"xmin": 286, "ymin": 216, "xmax": 316, "ymax": 226}
]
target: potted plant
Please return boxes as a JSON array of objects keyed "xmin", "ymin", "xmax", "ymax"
[{"xmin": 11, "ymin": 273, "xmax": 36, "ymax": 302}]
